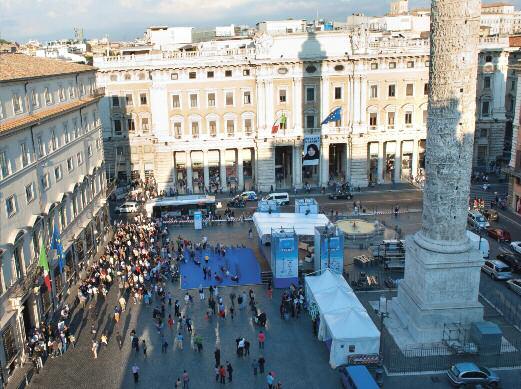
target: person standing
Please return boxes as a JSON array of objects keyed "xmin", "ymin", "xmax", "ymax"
[
  {"xmin": 175, "ymin": 377, "xmax": 182, "ymax": 388},
  {"xmin": 252, "ymin": 359, "xmax": 259, "ymax": 376},
  {"xmin": 258, "ymin": 331, "xmax": 265, "ymax": 349},
  {"xmin": 219, "ymin": 365, "xmax": 226, "ymax": 384},
  {"xmin": 132, "ymin": 364, "xmax": 139, "ymax": 383},
  {"xmin": 142, "ymin": 339, "xmax": 147, "ymax": 358},
  {"xmin": 175, "ymin": 332, "xmax": 184, "ymax": 350},
  {"xmin": 182, "ymin": 370, "xmax": 189, "ymax": 388},
  {"xmin": 91, "ymin": 340, "xmax": 98, "ymax": 359},
  {"xmin": 266, "ymin": 372, "xmax": 274, "ymax": 389},
  {"xmin": 229, "ymin": 292, "xmax": 236, "ymax": 307},
  {"xmin": 258, "ymin": 355, "xmax": 266, "ymax": 374},
  {"xmin": 226, "ymin": 361, "xmax": 233, "ymax": 383},
  {"xmin": 214, "ymin": 365, "xmax": 220, "ymax": 382},
  {"xmin": 244, "ymin": 339, "xmax": 250, "ymax": 356},
  {"xmin": 199, "ymin": 285, "xmax": 205, "ymax": 301}
]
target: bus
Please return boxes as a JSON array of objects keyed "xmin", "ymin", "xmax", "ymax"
[{"xmin": 145, "ymin": 195, "xmax": 216, "ymax": 218}]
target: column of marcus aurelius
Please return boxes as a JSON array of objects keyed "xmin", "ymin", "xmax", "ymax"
[{"xmin": 386, "ymin": 0, "xmax": 484, "ymax": 347}]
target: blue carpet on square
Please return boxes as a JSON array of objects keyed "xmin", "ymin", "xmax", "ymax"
[{"xmin": 179, "ymin": 248, "xmax": 261, "ymax": 289}]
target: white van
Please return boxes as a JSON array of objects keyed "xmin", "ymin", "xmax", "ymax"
[
  {"xmin": 115, "ymin": 201, "xmax": 139, "ymax": 214},
  {"xmin": 263, "ymin": 192, "xmax": 290, "ymax": 205},
  {"xmin": 466, "ymin": 230, "xmax": 490, "ymax": 258},
  {"xmin": 468, "ymin": 210, "xmax": 490, "ymax": 229}
]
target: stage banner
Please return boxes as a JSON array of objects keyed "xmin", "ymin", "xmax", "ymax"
[
  {"xmin": 194, "ymin": 211, "xmax": 203, "ymax": 230},
  {"xmin": 302, "ymin": 135, "xmax": 320, "ymax": 166}
]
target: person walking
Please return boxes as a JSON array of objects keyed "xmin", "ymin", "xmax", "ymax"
[
  {"xmin": 219, "ymin": 365, "xmax": 226, "ymax": 384},
  {"xmin": 182, "ymin": 370, "xmax": 190, "ymax": 388},
  {"xmin": 175, "ymin": 377, "xmax": 182, "ymax": 388},
  {"xmin": 161, "ymin": 339, "xmax": 169, "ymax": 353},
  {"xmin": 258, "ymin": 331, "xmax": 265, "ymax": 349},
  {"xmin": 226, "ymin": 361, "xmax": 233, "ymax": 383},
  {"xmin": 229, "ymin": 306, "xmax": 234, "ymax": 320},
  {"xmin": 199, "ymin": 285, "xmax": 205, "ymax": 301},
  {"xmin": 214, "ymin": 365, "xmax": 220, "ymax": 382},
  {"xmin": 214, "ymin": 347, "xmax": 221, "ymax": 366},
  {"xmin": 244, "ymin": 339, "xmax": 250, "ymax": 356},
  {"xmin": 91, "ymin": 340, "xmax": 98, "ymax": 359},
  {"xmin": 266, "ymin": 372, "xmax": 274, "ymax": 389},
  {"xmin": 175, "ymin": 332, "xmax": 184, "ymax": 350},
  {"xmin": 258, "ymin": 355, "xmax": 266, "ymax": 374},
  {"xmin": 132, "ymin": 364, "xmax": 139, "ymax": 383},
  {"xmin": 252, "ymin": 359, "xmax": 259, "ymax": 376},
  {"xmin": 142, "ymin": 339, "xmax": 147, "ymax": 358}
]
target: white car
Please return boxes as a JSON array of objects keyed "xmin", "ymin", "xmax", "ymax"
[
  {"xmin": 510, "ymin": 241, "xmax": 521, "ymax": 255},
  {"xmin": 506, "ymin": 279, "xmax": 521, "ymax": 296},
  {"xmin": 115, "ymin": 202, "xmax": 138, "ymax": 214}
]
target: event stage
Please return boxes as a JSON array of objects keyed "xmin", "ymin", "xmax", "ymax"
[{"xmin": 179, "ymin": 247, "xmax": 262, "ymax": 289}]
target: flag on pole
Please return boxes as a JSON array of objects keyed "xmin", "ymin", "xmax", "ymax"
[
  {"xmin": 321, "ymin": 107, "xmax": 342, "ymax": 125},
  {"xmin": 39, "ymin": 242, "xmax": 51, "ymax": 292},
  {"xmin": 271, "ymin": 113, "xmax": 287, "ymax": 134},
  {"xmin": 51, "ymin": 224, "xmax": 64, "ymax": 274}
]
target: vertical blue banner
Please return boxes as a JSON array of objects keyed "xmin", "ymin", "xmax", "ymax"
[{"xmin": 194, "ymin": 211, "xmax": 202, "ymax": 230}]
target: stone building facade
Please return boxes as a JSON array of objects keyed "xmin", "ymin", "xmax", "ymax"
[
  {"xmin": 0, "ymin": 54, "xmax": 108, "ymax": 380},
  {"xmin": 94, "ymin": 30, "xmax": 514, "ymax": 193}
]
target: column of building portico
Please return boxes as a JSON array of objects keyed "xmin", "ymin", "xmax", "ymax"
[
  {"xmin": 320, "ymin": 76, "xmax": 330, "ymax": 188},
  {"xmin": 292, "ymin": 144, "xmax": 303, "ymax": 189},
  {"xmin": 412, "ymin": 139, "xmax": 419, "ymax": 179},
  {"xmin": 185, "ymin": 151, "xmax": 193, "ymax": 193},
  {"xmin": 203, "ymin": 150, "xmax": 210, "ymax": 192},
  {"xmin": 320, "ymin": 142, "xmax": 330, "ymax": 187},
  {"xmin": 220, "ymin": 149, "xmax": 227, "ymax": 191},
  {"xmin": 394, "ymin": 141, "xmax": 402, "ymax": 183},
  {"xmin": 377, "ymin": 142, "xmax": 384, "ymax": 184},
  {"xmin": 237, "ymin": 149, "xmax": 244, "ymax": 191}
]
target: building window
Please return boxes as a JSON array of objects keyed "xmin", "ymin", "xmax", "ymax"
[
  {"xmin": 173, "ymin": 122, "xmax": 182, "ymax": 139},
  {"xmin": 423, "ymin": 110, "xmax": 428, "ymax": 125},
  {"xmin": 370, "ymin": 85, "xmax": 378, "ymax": 99},
  {"xmin": 42, "ymin": 173, "xmax": 50, "ymax": 190},
  {"xmin": 482, "ymin": 101, "xmax": 490, "ymax": 117},
  {"xmin": 63, "ymin": 123, "xmax": 70, "ymax": 144},
  {"xmin": 171, "ymin": 73, "xmax": 178, "ymax": 80},
  {"xmin": 111, "ymin": 96, "xmax": 120, "ymax": 107},
  {"xmin": 140, "ymin": 93, "xmax": 147, "ymax": 105},
  {"xmin": 225, "ymin": 70, "xmax": 232, "ymax": 77},
  {"xmin": 406, "ymin": 83, "xmax": 414, "ymax": 97},
  {"xmin": 424, "ymin": 83, "xmax": 429, "ymax": 96},
  {"xmin": 407, "ymin": 61, "xmax": 415, "ymax": 68},
  {"xmin": 6, "ymin": 195, "xmax": 16, "ymax": 217},
  {"xmin": 114, "ymin": 119, "xmax": 122, "ymax": 135},
  {"xmin": 279, "ymin": 89, "xmax": 287, "ymax": 103},
  {"xmin": 243, "ymin": 69, "xmax": 250, "ymax": 76},
  {"xmin": 226, "ymin": 120, "xmax": 234, "ymax": 136},
  {"xmin": 125, "ymin": 93, "xmax": 133, "ymax": 106},
  {"xmin": 389, "ymin": 62, "xmax": 396, "ymax": 69},
  {"xmin": 0, "ymin": 151, "xmax": 9, "ymax": 179},
  {"xmin": 31, "ymin": 89, "xmax": 40, "ymax": 109},
  {"xmin": 88, "ymin": 145, "xmax": 93, "ymax": 157},
  {"xmin": 141, "ymin": 117, "xmax": 149, "ymax": 132},
  {"xmin": 44, "ymin": 88, "xmax": 53, "ymax": 105},
  {"xmin": 388, "ymin": 84, "xmax": 396, "ymax": 97},
  {"xmin": 21, "ymin": 142, "xmax": 30, "ymax": 167},
  {"xmin": 243, "ymin": 91, "xmax": 251, "ymax": 105},
  {"xmin": 96, "ymin": 138, "xmax": 101, "ymax": 150},
  {"xmin": 484, "ymin": 76, "xmax": 491, "ymax": 90},
  {"xmin": 369, "ymin": 112, "xmax": 377, "ymax": 128},
  {"xmin": 191, "ymin": 122, "xmax": 200, "ymax": 138},
  {"xmin": 172, "ymin": 95, "xmax": 180, "ymax": 108},
  {"xmin": 225, "ymin": 92, "xmax": 234, "ymax": 106},
  {"xmin": 189, "ymin": 71, "xmax": 196, "ymax": 79},
  {"xmin": 306, "ymin": 115, "xmax": 315, "ymax": 129},
  {"xmin": 405, "ymin": 111, "xmax": 413, "ymax": 126},
  {"xmin": 190, "ymin": 94, "xmax": 198, "ymax": 108},
  {"xmin": 13, "ymin": 94, "xmax": 23, "ymax": 113},
  {"xmin": 206, "ymin": 93, "xmax": 215, "ymax": 107},
  {"xmin": 244, "ymin": 118, "xmax": 252, "ymax": 135},
  {"xmin": 387, "ymin": 112, "xmax": 395, "ymax": 129},
  {"xmin": 77, "ymin": 152, "xmax": 83, "ymax": 166},
  {"xmin": 50, "ymin": 129, "xmax": 58, "ymax": 151},
  {"xmin": 371, "ymin": 62, "xmax": 378, "ymax": 70},
  {"xmin": 67, "ymin": 157, "xmax": 74, "ymax": 172},
  {"xmin": 485, "ymin": 55, "xmax": 493, "ymax": 63},
  {"xmin": 127, "ymin": 118, "xmax": 135, "ymax": 132},
  {"xmin": 204, "ymin": 70, "xmax": 214, "ymax": 79},
  {"xmin": 25, "ymin": 183, "xmax": 35, "ymax": 204},
  {"xmin": 306, "ymin": 87, "xmax": 315, "ymax": 102},
  {"xmin": 334, "ymin": 87, "xmax": 342, "ymax": 99},
  {"xmin": 480, "ymin": 128, "xmax": 488, "ymax": 138},
  {"xmin": 59, "ymin": 87, "xmax": 65, "ymax": 101},
  {"xmin": 36, "ymin": 136, "xmax": 45, "ymax": 158},
  {"xmin": 209, "ymin": 121, "xmax": 217, "ymax": 137},
  {"xmin": 70, "ymin": 85, "xmax": 76, "ymax": 98}
]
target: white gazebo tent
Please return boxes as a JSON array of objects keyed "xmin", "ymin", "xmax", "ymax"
[
  {"xmin": 252, "ymin": 212, "xmax": 330, "ymax": 244},
  {"xmin": 304, "ymin": 269, "xmax": 352, "ymax": 303},
  {"xmin": 323, "ymin": 309, "xmax": 381, "ymax": 368}
]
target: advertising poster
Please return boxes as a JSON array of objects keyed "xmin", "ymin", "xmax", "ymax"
[
  {"xmin": 194, "ymin": 211, "xmax": 203, "ymax": 230},
  {"xmin": 302, "ymin": 135, "xmax": 321, "ymax": 166}
]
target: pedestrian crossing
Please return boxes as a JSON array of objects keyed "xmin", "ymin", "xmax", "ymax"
[{"xmin": 469, "ymin": 183, "xmax": 508, "ymax": 208}]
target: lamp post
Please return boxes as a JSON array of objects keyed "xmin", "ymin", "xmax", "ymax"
[{"xmin": 377, "ymin": 296, "xmax": 389, "ymax": 384}]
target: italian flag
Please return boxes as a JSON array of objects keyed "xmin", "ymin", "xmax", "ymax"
[
  {"xmin": 271, "ymin": 113, "xmax": 287, "ymax": 134},
  {"xmin": 39, "ymin": 242, "xmax": 51, "ymax": 292}
]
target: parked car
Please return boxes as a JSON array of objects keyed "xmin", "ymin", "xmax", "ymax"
[
  {"xmin": 510, "ymin": 241, "xmax": 521, "ymax": 255},
  {"xmin": 481, "ymin": 259, "xmax": 512, "ymax": 281},
  {"xmin": 262, "ymin": 192, "xmax": 290, "ymax": 205},
  {"xmin": 506, "ymin": 279, "xmax": 521, "ymax": 296},
  {"xmin": 487, "ymin": 227, "xmax": 511, "ymax": 242},
  {"xmin": 115, "ymin": 201, "xmax": 138, "ymax": 214},
  {"xmin": 496, "ymin": 253, "xmax": 521, "ymax": 273},
  {"xmin": 468, "ymin": 210, "xmax": 490, "ymax": 229},
  {"xmin": 447, "ymin": 363, "xmax": 500, "ymax": 387},
  {"xmin": 240, "ymin": 191, "xmax": 257, "ymax": 201},
  {"xmin": 227, "ymin": 195, "xmax": 246, "ymax": 208},
  {"xmin": 482, "ymin": 208, "xmax": 499, "ymax": 221},
  {"xmin": 328, "ymin": 190, "xmax": 353, "ymax": 200}
]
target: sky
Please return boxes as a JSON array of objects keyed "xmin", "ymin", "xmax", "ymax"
[{"xmin": 2, "ymin": 0, "xmax": 521, "ymax": 43}]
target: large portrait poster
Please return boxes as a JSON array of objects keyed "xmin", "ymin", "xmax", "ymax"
[{"xmin": 303, "ymin": 135, "xmax": 320, "ymax": 166}]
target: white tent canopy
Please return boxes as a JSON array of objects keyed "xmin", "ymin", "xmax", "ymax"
[
  {"xmin": 304, "ymin": 270, "xmax": 380, "ymax": 368},
  {"xmin": 253, "ymin": 212, "xmax": 330, "ymax": 243},
  {"xmin": 324, "ymin": 309, "xmax": 380, "ymax": 368}
]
